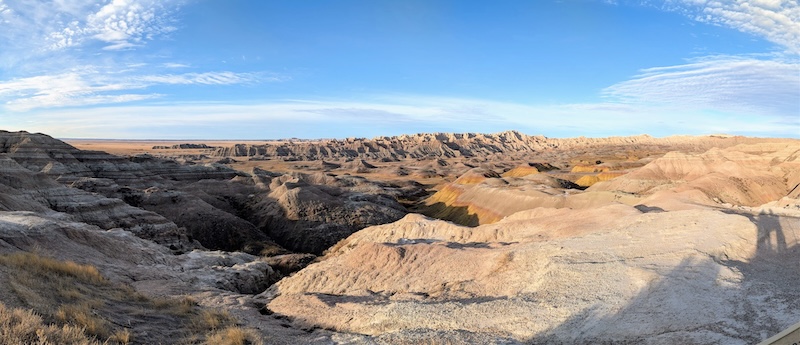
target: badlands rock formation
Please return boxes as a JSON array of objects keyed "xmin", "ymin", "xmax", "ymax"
[
  {"xmin": 246, "ymin": 171, "xmax": 411, "ymax": 254},
  {"xmin": 0, "ymin": 130, "xmax": 424, "ymax": 343},
  {"xmin": 2, "ymin": 130, "xmax": 410, "ymax": 256},
  {"xmin": 1, "ymin": 129, "xmax": 798, "ymax": 344},
  {"xmin": 266, "ymin": 140, "xmax": 800, "ymax": 344},
  {"xmin": 208, "ymin": 131, "xmax": 748, "ymax": 162}
]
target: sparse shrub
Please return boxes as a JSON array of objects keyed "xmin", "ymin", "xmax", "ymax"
[
  {"xmin": 108, "ymin": 328, "xmax": 132, "ymax": 344},
  {"xmin": 193, "ymin": 309, "xmax": 234, "ymax": 331},
  {"xmin": 204, "ymin": 327, "xmax": 265, "ymax": 345},
  {"xmin": 55, "ymin": 303, "xmax": 110, "ymax": 339}
]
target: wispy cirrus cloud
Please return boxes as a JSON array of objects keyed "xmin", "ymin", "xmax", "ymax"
[
  {"xmin": 601, "ymin": 1, "xmax": 799, "ymax": 133},
  {"xmin": 603, "ymin": 56, "xmax": 800, "ymax": 119},
  {"xmin": 0, "ymin": 69, "xmax": 269, "ymax": 111},
  {"xmin": 6, "ymin": 95, "xmax": 797, "ymax": 140},
  {"xmin": 162, "ymin": 62, "xmax": 191, "ymax": 69},
  {"xmin": 135, "ymin": 72, "xmax": 285, "ymax": 85}
]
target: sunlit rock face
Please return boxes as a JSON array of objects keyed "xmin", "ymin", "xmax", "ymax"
[{"xmin": 266, "ymin": 140, "xmax": 800, "ymax": 344}]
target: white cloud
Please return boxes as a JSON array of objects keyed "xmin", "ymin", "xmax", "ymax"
[
  {"xmin": 7, "ymin": 93, "xmax": 159, "ymax": 112},
  {"xmin": 0, "ymin": 0, "xmax": 285, "ymax": 113},
  {"xmin": 163, "ymin": 63, "xmax": 190, "ymax": 68},
  {"xmin": 135, "ymin": 72, "xmax": 261, "ymax": 85},
  {"xmin": 0, "ymin": 1, "xmax": 11, "ymax": 17},
  {"xmin": 0, "ymin": 70, "xmax": 270, "ymax": 111},
  {"xmin": 84, "ymin": 0, "xmax": 178, "ymax": 50},
  {"xmin": 6, "ymin": 96, "xmax": 797, "ymax": 139},
  {"xmin": 602, "ymin": 56, "xmax": 800, "ymax": 119},
  {"xmin": 0, "ymin": 0, "xmax": 182, "ymax": 53},
  {"xmin": 669, "ymin": 0, "xmax": 800, "ymax": 54}
]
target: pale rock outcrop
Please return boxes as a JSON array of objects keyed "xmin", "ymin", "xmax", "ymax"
[
  {"xmin": 0, "ymin": 211, "xmax": 277, "ymax": 295},
  {"xmin": 267, "ymin": 205, "xmax": 800, "ymax": 344}
]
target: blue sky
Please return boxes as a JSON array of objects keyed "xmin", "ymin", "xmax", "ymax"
[{"xmin": 0, "ymin": 0, "xmax": 798, "ymax": 139}]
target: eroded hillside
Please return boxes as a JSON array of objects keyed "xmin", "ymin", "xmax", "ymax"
[{"xmin": 1, "ymin": 130, "xmax": 797, "ymax": 344}]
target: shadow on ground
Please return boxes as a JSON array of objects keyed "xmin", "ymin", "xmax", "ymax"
[{"xmin": 530, "ymin": 209, "xmax": 800, "ymax": 344}]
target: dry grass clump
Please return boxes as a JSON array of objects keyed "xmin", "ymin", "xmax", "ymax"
[
  {"xmin": 0, "ymin": 252, "xmax": 106, "ymax": 285},
  {"xmin": 0, "ymin": 302, "xmax": 100, "ymax": 345},
  {"xmin": 203, "ymin": 327, "xmax": 265, "ymax": 345},
  {"xmin": 192, "ymin": 309, "xmax": 234, "ymax": 331},
  {"xmin": 55, "ymin": 303, "xmax": 111, "ymax": 339},
  {"xmin": 0, "ymin": 252, "xmax": 116, "ymax": 340},
  {"xmin": 179, "ymin": 309, "xmax": 267, "ymax": 345},
  {"xmin": 0, "ymin": 251, "xmax": 264, "ymax": 344},
  {"xmin": 153, "ymin": 295, "xmax": 198, "ymax": 316},
  {"xmin": 108, "ymin": 328, "xmax": 132, "ymax": 345}
]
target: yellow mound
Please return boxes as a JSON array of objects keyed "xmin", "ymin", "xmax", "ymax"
[
  {"xmin": 420, "ymin": 177, "xmax": 641, "ymax": 226},
  {"xmin": 453, "ymin": 168, "xmax": 501, "ymax": 185},
  {"xmin": 575, "ymin": 172, "xmax": 627, "ymax": 187},
  {"xmin": 502, "ymin": 165, "xmax": 540, "ymax": 178},
  {"xmin": 570, "ymin": 165, "xmax": 610, "ymax": 173}
]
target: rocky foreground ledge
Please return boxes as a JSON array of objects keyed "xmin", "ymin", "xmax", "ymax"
[{"xmin": 1, "ymin": 129, "xmax": 799, "ymax": 344}]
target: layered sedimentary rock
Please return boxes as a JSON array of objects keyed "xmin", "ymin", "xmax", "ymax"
[
  {"xmin": 266, "ymin": 141, "xmax": 800, "ymax": 344},
  {"xmin": 420, "ymin": 141, "xmax": 800, "ymax": 226},
  {"xmin": 152, "ymin": 143, "xmax": 216, "ymax": 149},
  {"xmin": 0, "ymin": 154, "xmax": 192, "ymax": 250},
  {"xmin": 0, "ymin": 130, "xmax": 423, "ymax": 256},
  {"xmin": 590, "ymin": 142, "xmax": 800, "ymax": 209},
  {"xmin": 420, "ymin": 167, "xmax": 635, "ymax": 226},
  {"xmin": 210, "ymin": 131, "xmax": 757, "ymax": 161},
  {"xmin": 0, "ymin": 131, "xmax": 272, "ymax": 253},
  {"xmin": 246, "ymin": 171, "xmax": 411, "ymax": 254}
]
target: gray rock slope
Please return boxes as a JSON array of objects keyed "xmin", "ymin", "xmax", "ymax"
[{"xmin": 1, "ymin": 130, "xmax": 415, "ymax": 255}]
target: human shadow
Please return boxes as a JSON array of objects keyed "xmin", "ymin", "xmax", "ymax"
[
  {"xmin": 748, "ymin": 210, "xmax": 787, "ymax": 256},
  {"xmin": 531, "ymin": 257, "xmax": 738, "ymax": 344},
  {"xmin": 529, "ymin": 209, "xmax": 800, "ymax": 344}
]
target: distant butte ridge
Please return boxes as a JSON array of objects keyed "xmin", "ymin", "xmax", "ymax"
[{"xmin": 150, "ymin": 130, "xmax": 760, "ymax": 162}]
